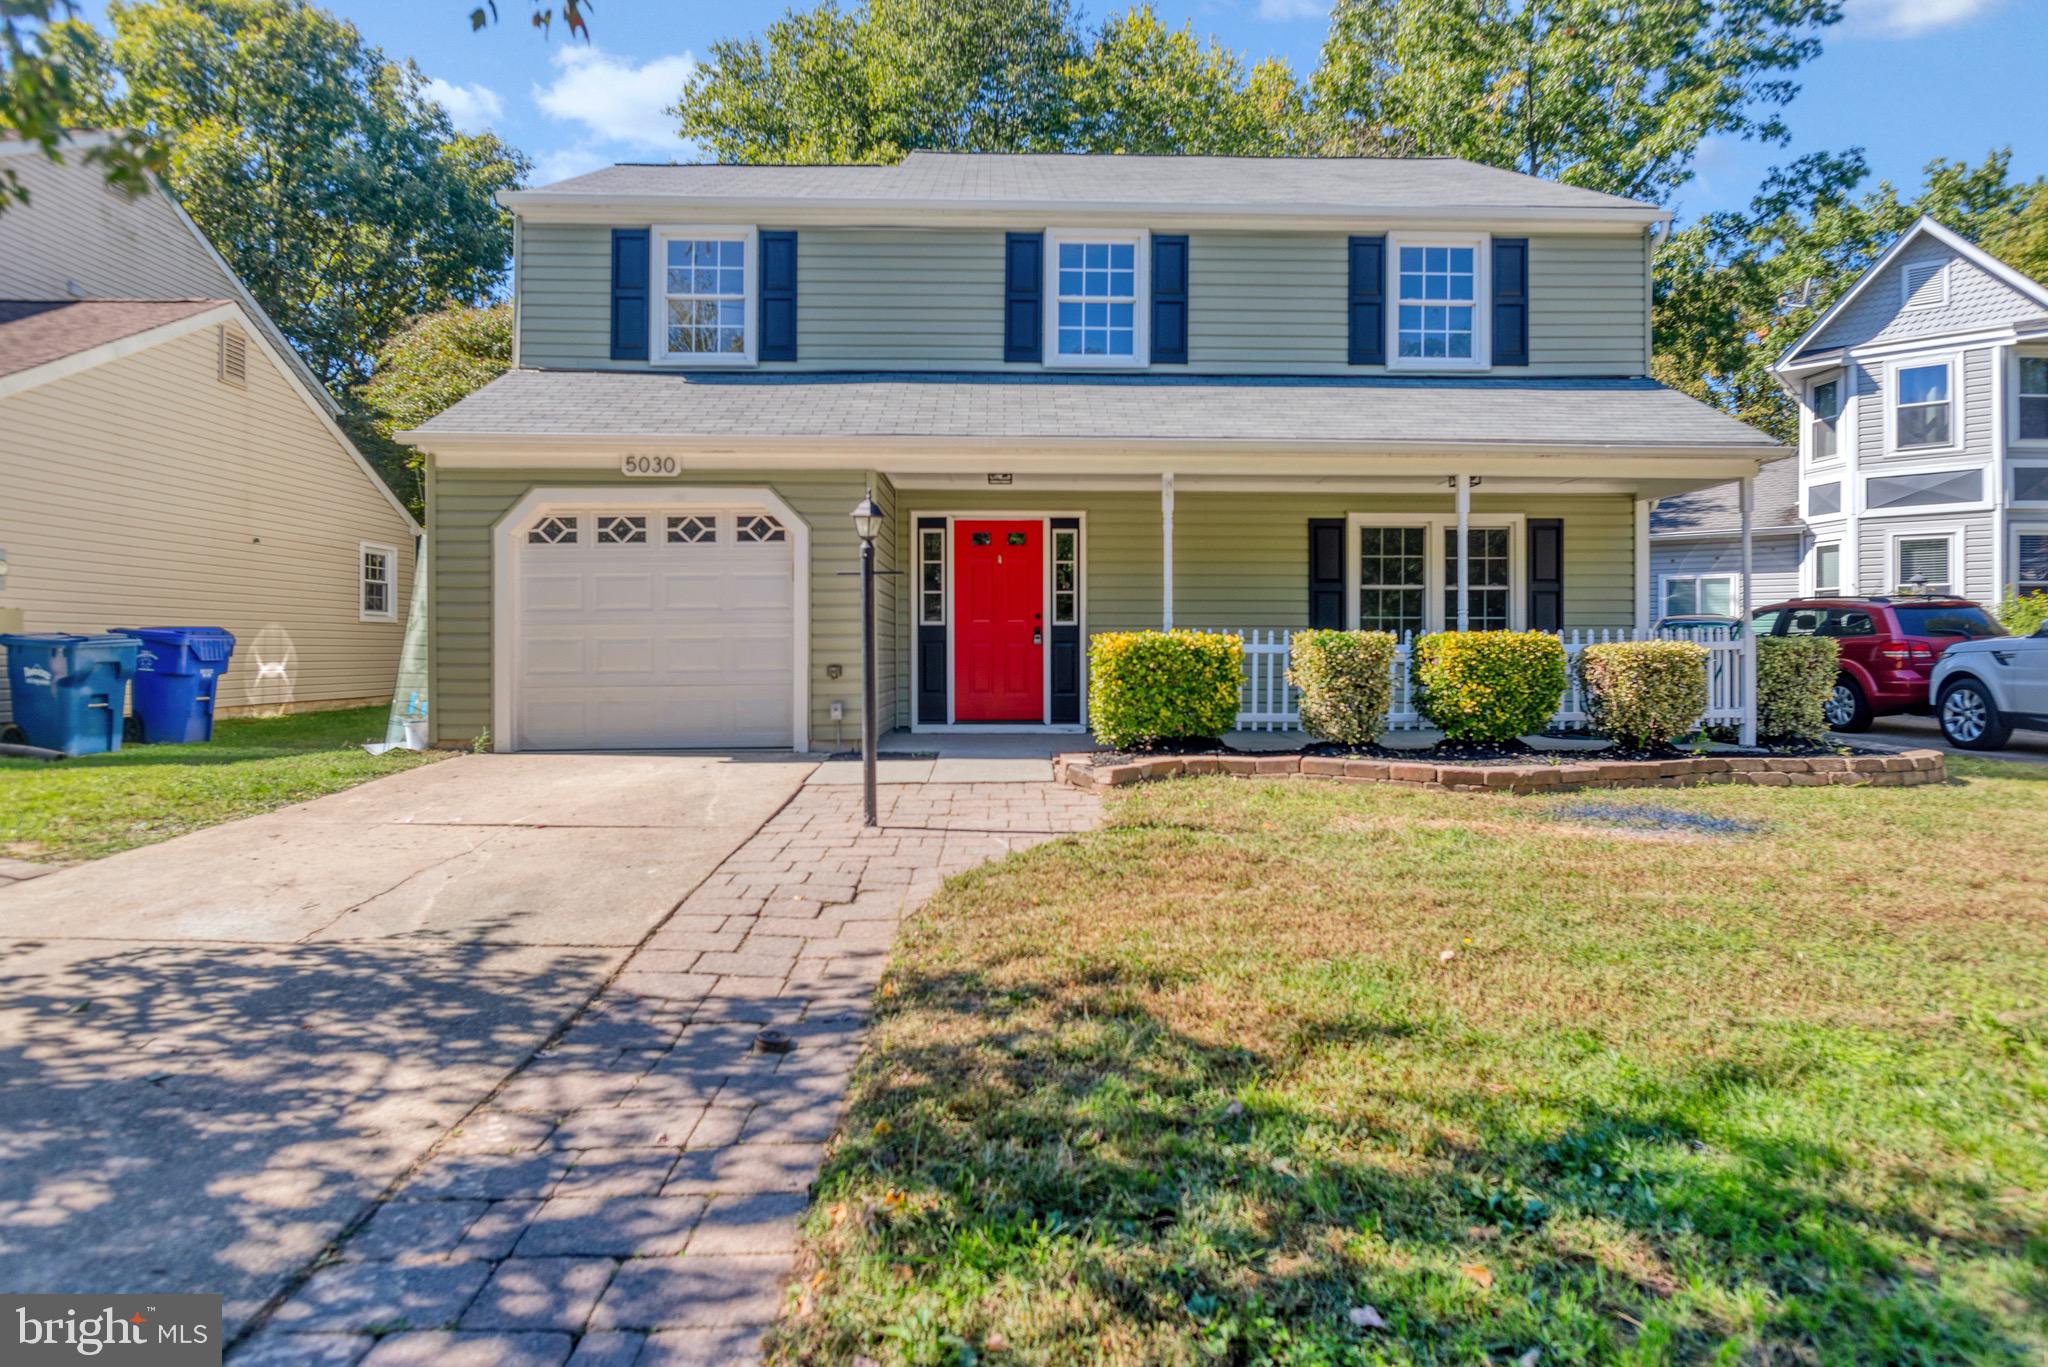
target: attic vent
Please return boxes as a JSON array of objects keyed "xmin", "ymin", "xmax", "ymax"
[
  {"xmin": 218, "ymin": 326, "xmax": 248, "ymax": 387},
  {"xmin": 1900, "ymin": 260, "xmax": 1949, "ymax": 311}
]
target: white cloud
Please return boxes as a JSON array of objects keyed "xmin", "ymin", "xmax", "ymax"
[
  {"xmin": 533, "ymin": 45, "xmax": 697, "ymax": 156},
  {"xmin": 1256, "ymin": 0, "xmax": 1325, "ymax": 18},
  {"xmin": 424, "ymin": 77, "xmax": 503, "ymax": 132},
  {"xmin": 1839, "ymin": 0, "xmax": 2003, "ymax": 37}
]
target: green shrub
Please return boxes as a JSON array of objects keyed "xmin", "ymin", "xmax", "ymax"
[
  {"xmin": 1088, "ymin": 630, "xmax": 1243, "ymax": 750},
  {"xmin": 1288, "ymin": 630, "xmax": 1398, "ymax": 747},
  {"xmin": 1757, "ymin": 635, "xmax": 1840, "ymax": 743},
  {"xmin": 1412, "ymin": 630, "xmax": 1568, "ymax": 743},
  {"xmin": 1578, "ymin": 640, "xmax": 1709, "ymax": 749},
  {"xmin": 1997, "ymin": 590, "xmax": 2048, "ymax": 637}
]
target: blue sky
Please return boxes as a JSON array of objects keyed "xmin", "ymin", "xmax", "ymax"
[{"xmin": 105, "ymin": 0, "xmax": 2048, "ymax": 220}]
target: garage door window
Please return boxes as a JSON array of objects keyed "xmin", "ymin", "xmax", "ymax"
[
  {"xmin": 738, "ymin": 514, "xmax": 786, "ymax": 543},
  {"xmin": 528, "ymin": 515, "xmax": 578, "ymax": 545},
  {"xmin": 597, "ymin": 515, "xmax": 648, "ymax": 545},
  {"xmin": 667, "ymin": 514, "xmax": 716, "ymax": 544}
]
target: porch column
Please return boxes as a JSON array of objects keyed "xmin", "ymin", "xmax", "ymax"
[
  {"xmin": 1453, "ymin": 474, "xmax": 1471, "ymax": 631},
  {"xmin": 1633, "ymin": 498, "xmax": 1653, "ymax": 632},
  {"xmin": 1739, "ymin": 474, "xmax": 1758, "ymax": 747},
  {"xmin": 1160, "ymin": 471, "xmax": 1175, "ymax": 630}
]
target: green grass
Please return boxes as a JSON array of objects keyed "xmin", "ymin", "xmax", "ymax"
[
  {"xmin": 774, "ymin": 759, "xmax": 2048, "ymax": 1365},
  {"xmin": 0, "ymin": 706, "xmax": 448, "ymax": 863}
]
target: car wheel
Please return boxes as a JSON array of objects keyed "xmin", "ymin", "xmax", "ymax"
[
  {"xmin": 1938, "ymin": 678, "xmax": 2012, "ymax": 750},
  {"xmin": 1824, "ymin": 676, "xmax": 1873, "ymax": 733}
]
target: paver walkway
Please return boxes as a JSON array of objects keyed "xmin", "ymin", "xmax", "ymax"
[{"xmin": 233, "ymin": 781, "xmax": 1101, "ymax": 1366}]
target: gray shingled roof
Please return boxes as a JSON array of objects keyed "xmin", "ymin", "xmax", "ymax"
[
  {"xmin": 0, "ymin": 298, "xmax": 225, "ymax": 378},
  {"xmin": 1651, "ymin": 457, "xmax": 1801, "ymax": 536},
  {"xmin": 408, "ymin": 370, "xmax": 1781, "ymax": 451},
  {"xmin": 523, "ymin": 151, "xmax": 1656, "ymax": 215}
]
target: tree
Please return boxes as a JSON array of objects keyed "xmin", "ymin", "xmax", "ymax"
[
  {"xmin": 1982, "ymin": 183, "xmax": 2048, "ymax": 287},
  {"xmin": 1310, "ymin": 0, "xmax": 1842, "ymax": 203},
  {"xmin": 1067, "ymin": 6, "xmax": 1307, "ymax": 156},
  {"xmin": 346, "ymin": 302, "xmax": 511, "ymax": 516},
  {"xmin": 1652, "ymin": 149, "xmax": 2044, "ymax": 441},
  {"xmin": 1, "ymin": 1, "xmax": 160, "ymax": 208},
  {"xmin": 52, "ymin": 0, "xmax": 528, "ymax": 391}
]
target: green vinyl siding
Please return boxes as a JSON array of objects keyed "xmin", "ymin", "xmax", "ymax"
[{"xmin": 516, "ymin": 223, "xmax": 1649, "ymax": 376}]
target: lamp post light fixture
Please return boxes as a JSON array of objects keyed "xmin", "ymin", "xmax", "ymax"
[{"xmin": 851, "ymin": 491, "xmax": 884, "ymax": 826}]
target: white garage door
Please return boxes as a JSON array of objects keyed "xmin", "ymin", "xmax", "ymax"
[{"xmin": 514, "ymin": 507, "xmax": 796, "ymax": 749}]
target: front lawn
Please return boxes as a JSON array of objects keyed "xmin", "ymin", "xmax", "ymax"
[
  {"xmin": 0, "ymin": 705, "xmax": 447, "ymax": 863},
  {"xmin": 777, "ymin": 760, "xmax": 2048, "ymax": 1365}
]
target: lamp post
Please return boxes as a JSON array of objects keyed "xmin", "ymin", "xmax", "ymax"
[{"xmin": 851, "ymin": 491, "xmax": 884, "ymax": 827}]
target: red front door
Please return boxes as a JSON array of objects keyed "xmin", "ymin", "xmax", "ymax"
[{"xmin": 953, "ymin": 519, "xmax": 1044, "ymax": 722}]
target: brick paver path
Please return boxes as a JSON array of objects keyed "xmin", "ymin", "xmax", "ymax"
[{"xmin": 233, "ymin": 781, "xmax": 1100, "ymax": 1367}]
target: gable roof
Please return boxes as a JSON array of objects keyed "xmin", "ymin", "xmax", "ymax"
[
  {"xmin": 1777, "ymin": 215, "xmax": 2048, "ymax": 370},
  {"xmin": 1651, "ymin": 456, "xmax": 1801, "ymax": 538},
  {"xmin": 506, "ymin": 151, "xmax": 1667, "ymax": 226},
  {"xmin": 0, "ymin": 299, "xmax": 227, "ymax": 379}
]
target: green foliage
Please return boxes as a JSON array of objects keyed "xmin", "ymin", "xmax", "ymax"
[
  {"xmin": 1578, "ymin": 640, "xmax": 1709, "ymax": 749},
  {"xmin": 1413, "ymin": 630, "xmax": 1567, "ymax": 742},
  {"xmin": 1309, "ymin": 0, "xmax": 1840, "ymax": 202},
  {"xmin": 0, "ymin": 3, "xmax": 161, "ymax": 212},
  {"xmin": 1757, "ymin": 635, "xmax": 1839, "ymax": 743},
  {"xmin": 48, "ymin": 0, "xmax": 528, "ymax": 390},
  {"xmin": 1087, "ymin": 630, "xmax": 1242, "ymax": 750},
  {"xmin": 1996, "ymin": 590, "xmax": 2048, "ymax": 638},
  {"xmin": 1066, "ymin": 6, "xmax": 1308, "ymax": 155},
  {"xmin": 344, "ymin": 302, "xmax": 511, "ymax": 517},
  {"xmin": 1287, "ymin": 629, "xmax": 1397, "ymax": 748}
]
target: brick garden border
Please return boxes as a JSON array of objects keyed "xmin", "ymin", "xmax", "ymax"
[{"xmin": 1055, "ymin": 748, "xmax": 1948, "ymax": 795}]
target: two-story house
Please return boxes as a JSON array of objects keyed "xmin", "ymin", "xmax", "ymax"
[
  {"xmin": 399, "ymin": 153, "xmax": 1781, "ymax": 753},
  {"xmin": 1774, "ymin": 216, "xmax": 2048, "ymax": 608}
]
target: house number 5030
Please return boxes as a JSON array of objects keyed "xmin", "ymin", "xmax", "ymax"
[{"xmin": 621, "ymin": 454, "xmax": 679, "ymax": 477}]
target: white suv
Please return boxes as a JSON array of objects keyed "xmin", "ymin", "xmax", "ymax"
[{"xmin": 1931, "ymin": 624, "xmax": 2048, "ymax": 749}]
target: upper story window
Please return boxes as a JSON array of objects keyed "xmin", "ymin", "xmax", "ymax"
[
  {"xmin": 1389, "ymin": 235, "xmax": 1487, "ymax": 369},
  {"xmin": 1893, "ymin": 360, "xmax": 1952, "ymax": 449},
  {"xmin": 2019, "ymin": 355, "xmax": 2048, "ymax": 442},
  {"xmin": 1807, "ymin": 375, "xmax": 1841, "ymax": 460},
  {"xmin": 1045, "ymin": 228, "xmax": 1147, "ymax": 366},
  {"xmin": 656, "ymin": 226, "xmax": 756, "ymax": 364},
  {"xmin": 1899, "ymin": 259, "xmax": 1949, "ymax": 311}
]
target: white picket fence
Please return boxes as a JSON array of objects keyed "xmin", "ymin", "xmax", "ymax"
[{"xmin": 1214, "ymin": 627, "xmax": 1747, "ymax": 733}]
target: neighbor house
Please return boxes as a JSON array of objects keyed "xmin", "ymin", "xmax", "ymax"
[
  {"xmin": 399, "ymin": 153, "xmax": 1783, "ymax": 752},
  {"xmin": 1649, "ymin": 457, "xmax": 1803, "ymax": 618},
  {"xmin": 0, "ymin": 135, "xmax": 419, "ymax": 726},
  {"xmin": 1772, "ymin": 216, "xmax": 2048, "ymax": 606}
]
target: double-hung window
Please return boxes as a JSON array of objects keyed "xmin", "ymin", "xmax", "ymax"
[
  {"xmin": 1663, "ymin": 574, "xmax": 1736, "ymax": 618},
  {"xmin": 1442, "ymin": 527, "xmax": 1511, "ymax": 629},
  {"xmin": 1391, "ymin": 238, "xmax": 1484, "ymax": 367},
  {"xmin": 1893, "ymin": 361, "xmax": 1952, "ymax": 449},
  {"xmin": 1046, "ymin": 229, "xmax": 1146, "ymax": 365},
  {"xmin": 1356, "ymin": 526, "xmax": 1427, "ymax": 636},
  {"xmin": 360, "ymin": 543, "xmax": 396, "ymax": 622},
  {"xmin": 1894, "ymin": 534, "xmax": 1953, "ymax": 594},
  {"xmin": 1813, "ymin": 543, "xmax": 1843, "ymax": 597},
  {"xmin": 656, "ymin": 226, "xmax": 756, "ymax": 364},
  {"xmin": 1808, "ymin": 375, "xmax": 1841, "ymax": 460},
  {"xmin": 2016, "ymin": 529, "xmax": 2048, "ymax": 597},
  {"xmin": 2020, "ymin": 356, "xmax": 2048, "ymax": 442}
]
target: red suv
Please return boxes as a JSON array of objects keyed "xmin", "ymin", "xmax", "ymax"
[{"xmin": 1751, "ymin": 597, "xmax": 2008, "ymax": 731}]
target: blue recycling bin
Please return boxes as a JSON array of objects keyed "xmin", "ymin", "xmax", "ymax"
[
  {"xmin": 115, "ymin": 626, "xmax": 236, "ymax": 744},
  {"xmin": 0, "ymin": 633, "xmax": 140, "ymax": 756}
]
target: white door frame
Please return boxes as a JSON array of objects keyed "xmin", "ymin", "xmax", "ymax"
[
  {"xmin": 909, "ymin": 510, "xmax": 1089, "ymax": 733},
  {"xmin": 492, "ymin": 484, "xmax": 811, "ymax": 752}
]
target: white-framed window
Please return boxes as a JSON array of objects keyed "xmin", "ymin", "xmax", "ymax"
[
  {"xmin": 1892, "ymin": 531, "xmax": 1955, "ymax": 594},
  {"xmin": 359, "ymin": 542, "xmax": 396, "ymax": 621},
  {"xmin": 1891, "ymin": 358, "xmax": 1955, "ymax": 451},
  {"xmin": 1863, "ymin": 466, "xmax": 1984, "ymax": 516},
  {"xmin": 919, "ymin": 525, "xmax": 945, "ymax": 625},
  {"xmin": 1389, "ymin": 234, "xmax": 1488, "ymax": 369},
  {"xmin": 1807, "ymin": 480, "xmax": 1843, "ymax": 518},
  {"xmin": 1348, "ymin": 514, "xmax": 1521, "ymax": 634},
  {"xmin": 1661, "ymin": 573, "xmax": 1736, "ymax": 618},
  {"xmin": 1052, "ymin": 527, "xmax": 1078, "ymax": 625},
  {"xmin": 2017, "ymin": 354, "xmax": 2048, "ymax": 444},
  {"xmin": 1044, "ymin": 227, "xmax": 1148, "ymax": 367},
  {"xmin": 654, "ymin": 225, "xmax": 758, "ymax": 365},
  {"xmin": 1807, "ymin": 374, "xmax": 1842, "ymax": 461},
  {"xmin": 2015, "ymin": 527, "xmax": 2048, "ymax": 597},
  {"xmin": 1812, "ymin": 542, "xmax": 1843, "ymax": 596},
  {"xmin": 2012, "ymin": 462, "xmax": 2048, "ymax": 506},
  {"xmin": 1899, "ymin": 259, "xmax": 1949, "ymax": 311}
]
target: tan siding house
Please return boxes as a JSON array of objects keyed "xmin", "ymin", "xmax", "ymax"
[{"xmin": 0, "ymin": 138, "xmax": 419, "ymax": 726}]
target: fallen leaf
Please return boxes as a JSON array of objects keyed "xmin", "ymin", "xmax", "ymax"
[
  {"xmin": 1439, "ymin": 949, "xmax": 1457, "ymax": 963},
  {"xmin": 1348, "ymin": 1305, "xmax": 1388, "ymax": 1330},
  {"xmin": 985, "ymin": 1330, "xmax": 1011, "ymax": 1352},
  {"xmin": 1460, "ymin": 1262, "xmax": 1494, "ymax": 1288},
  {"xmin": 1518, "ymin": 1350, "xmax": 1541, "ymax": 1367}
]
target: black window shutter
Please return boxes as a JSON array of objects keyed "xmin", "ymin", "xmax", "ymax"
[
  {"xmin": 759, "ymin": 230, "xmax": 798, "ymax": 361},
  {"xmin": 1308, "ymin": 518, "xmax": 1346, "ymax": 628},
  {"xmin": 1492, "ymin": 238, "xmax": 1529, "ymax": 367},
  {"xmin": 1347, "ymin": 236, "xmax": 1385, "ymax": 366},
  {"xmin": 610, "ymin": 228, "xmax": 649, "ymax": 362},
  {"xmin": 1151, "ymin": 234, "xmax": 1189, "ymax": 364},
  {"xmin": 1527, "ymin": 518, "xmax": 1563, "ymax": 631},
  {"xmin": 1004, "ymin": 232, "xmax": 1043, "ymax": 363}
]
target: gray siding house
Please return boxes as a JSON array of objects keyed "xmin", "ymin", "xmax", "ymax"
[
  {"xmin": 1650, "ymin": 458, "xmax": 1803, "ymax": 617},
  {"xmin": 1773, "ymin": 216, "xmax": 2048, "ymax": 606},
  {"xmin": 401, "ymin": 153, "xmax": 1782, "ymax": 752}
]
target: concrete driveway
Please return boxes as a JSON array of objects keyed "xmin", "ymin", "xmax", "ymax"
[
  {"xmin": 1848, "ymin": 716, "xmax": 2048, "ymax": 766},
  {"xmin": 0, "ymin": 753, "xmax": 811, "ymax": 1334}
]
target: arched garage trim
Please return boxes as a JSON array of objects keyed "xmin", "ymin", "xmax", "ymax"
[{"xmin": 491, "ymin": 484, "xmax": 812, "ymax": 753}]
